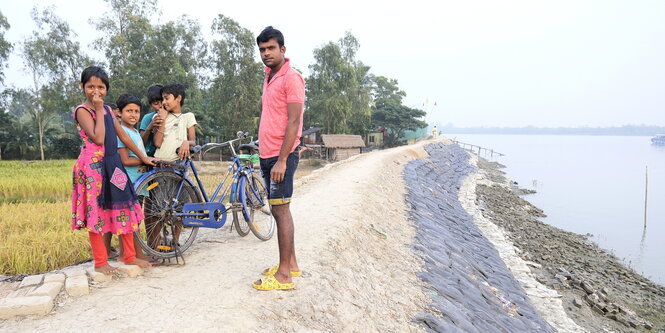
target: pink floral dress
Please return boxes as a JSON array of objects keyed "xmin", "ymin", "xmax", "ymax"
[{"xmin": 71, "ymin": 105, "xmax": 144, "ymax": 235}]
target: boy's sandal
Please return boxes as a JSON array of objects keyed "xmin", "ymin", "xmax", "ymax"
[
  {"xmin": 252, "ymin": 275, "xmax": 295, "ymax": 291},
  {"xmin": 262, "ymin": 264, "xmax": 302, "ymax": 277}
]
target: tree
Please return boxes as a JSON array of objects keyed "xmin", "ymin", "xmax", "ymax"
[
  {"xmin": 93, "ymin": 0, "xmax": 158, "ymax": 99},
  {"xmin": 3, "ymin": 89, "xmax": 38, "ymax": 159},
  {"xmin": 206, "ymin": 15, "xmax": 263, "ymax": 140},
  {"xmin": 0, "ymin": 11, "xmax": 11, "ymax": 87},
  {"xmin": 306, "ymin": 32, "xmax": 372, "ymax": 134},
  {"xmin": 371, "ymin": 76, "xmax": 427, "ymax": 146},
  {"xmin": 22, "ymin": 6, "xmax": 93, "ymax": 160},
  {"xmin": 94, "ymin": 0, "xmax": 207, "ymax": 114},
  {"xmin": 0, "ymin": 11, "xmax": 12, "ymax": 159},
  {"xmin": 0, "ymin": 110, "xmax": 9, "ymax": 159},
  {"xmin": 0, "ymin": 92, "xmax": 11, "ymax": 159}
]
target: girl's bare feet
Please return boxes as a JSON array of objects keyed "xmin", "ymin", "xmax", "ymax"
[
  {"xmin": 126, "ymin": 258, "xmax": 152, "ymax": 269},
  {"xmin": 95, "ymin": 264, "xmax": 117, "ymax": 275}
]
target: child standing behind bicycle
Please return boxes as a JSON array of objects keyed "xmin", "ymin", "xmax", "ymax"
[
  {"xmin": 153, "ymin": 83, "xmax": 197, "ymax": 161},
  {"xmin": 139, "ymin": 85, "xmax": 164, "ymax": 157},
  {"xmin": 113, "ymin": 93, "xmax": 157, "ymax": 264},
  {"xmin": 115, "ymin": 93, "xmax": 149, "ymax": 190}
]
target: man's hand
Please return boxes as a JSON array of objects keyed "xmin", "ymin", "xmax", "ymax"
[
  {"xmin": 141, "ymin": 156, "xmax": 158, "ymax": 166},
  {"xmin": 270, "ymin": 160, "xmax": 287, "ymax": 183},
  {"xmin": 179, "ymin": 141, "xmax": 191, "ymax": 160}
]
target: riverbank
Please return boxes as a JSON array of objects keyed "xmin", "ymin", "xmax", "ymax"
[
  {"xmin": 405, "ymin": 142, "xmax": 557, "ymax": 332},
  {"xmin": 474, "ymin": 156, "xmax": 665, "ymax": 331}
]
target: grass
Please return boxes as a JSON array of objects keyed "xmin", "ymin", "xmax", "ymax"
[
  {"xmin": 0, "ymin": 202, "xmax": 90, "ymax": 275},
  {"xmin": 0, "ymin": 160, "xmax": 89, "ymax": 275},
  {"xmin": 0, "ymin": 160, "xmax": 73, "ymax": 203}
]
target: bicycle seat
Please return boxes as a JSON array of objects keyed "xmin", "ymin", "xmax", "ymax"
[
  {"xmin": 238, "ymin": 144, "xmax": 258, "ymax": 154},
  {"xmin": 155, "ymin": 160, "xmax": 187, "ymax": 172}
]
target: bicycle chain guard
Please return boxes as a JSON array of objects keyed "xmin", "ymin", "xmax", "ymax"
[{"xmin": 179, "ymin": 202, "xmax": 227, "ymax": 228}]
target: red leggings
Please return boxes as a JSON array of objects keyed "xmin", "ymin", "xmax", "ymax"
[{"xmin": 89, "ymin": 232, "xmax": 136, "ymax": 267}]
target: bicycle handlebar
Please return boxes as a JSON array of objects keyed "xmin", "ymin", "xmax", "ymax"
[
  {"xmin": 201, "ymin": 131, "xmax": 254, "ymax": 157},
  {"xmin": 175, "ymin": 145, "xmax": 202, "ymax": 155}
]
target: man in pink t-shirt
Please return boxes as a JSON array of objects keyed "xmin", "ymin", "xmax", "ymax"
[{"xmin": 253, "ymin": 26, "xmax": 305, "ymax": 291}]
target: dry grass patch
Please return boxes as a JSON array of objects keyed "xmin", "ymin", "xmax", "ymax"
[
  {"xmin": 0, "ymin": 201, "xmax": 89, "ymax": 275},
  {"xmin": 0, "ymin": 160, "xmax": 73, "ymax": 203}
]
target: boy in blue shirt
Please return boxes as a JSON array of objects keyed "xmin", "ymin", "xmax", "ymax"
[
  {"xmin": 139, "ymin": 85, "xmax": 164, "ymax": 157},
  {"xmin": 117, "ymin": 93, "xmax": 148, "ymax": 182},
  {"xmin": 115, "ymin": 93, "xmax": 153, "ymax": 263}
]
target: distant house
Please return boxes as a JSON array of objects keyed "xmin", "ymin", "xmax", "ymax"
[
  {"xmin": 366, "ymin": 128, "xmax": 386, "ymax": 148},
  {"xmin": 321, "ymin": 134, "xmax": 366, "ymax": 161},
  {"xmin": 301, "ymin": 127, "xmax": 324, "ymax": 145}
]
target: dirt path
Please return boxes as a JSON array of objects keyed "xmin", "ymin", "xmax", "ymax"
[{"xmin": 1, "ymin": 142, "xmax": 432, "ymax": 332}]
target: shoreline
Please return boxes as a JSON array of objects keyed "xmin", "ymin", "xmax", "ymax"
[
  {"xmin": 472, "ymin": 155, "xmax": 665, "ymax": 331},
  {"xmin": 458, "ymin": 154, "xmax": 582, "ymax": 332},
  {"xmin": 406, "ymin": 142, "xmax": 555, "ymax": 332}
]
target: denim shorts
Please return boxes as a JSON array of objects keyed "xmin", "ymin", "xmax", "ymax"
[{"xmin": 260, "ymin": 152, "xmax": 299, "ymax": 205}]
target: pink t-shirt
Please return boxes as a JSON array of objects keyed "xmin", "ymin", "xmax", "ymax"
[{"xmin": 258, "ymin": 58, "xmax": 305, "ymax": 158}]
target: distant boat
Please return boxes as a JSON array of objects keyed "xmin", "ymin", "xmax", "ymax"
[{"xmin": 651, "ymin": 134, "xmax": 665, "ymax": 145}]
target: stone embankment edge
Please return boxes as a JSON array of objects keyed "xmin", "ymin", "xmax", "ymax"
[
  {"xmin": 0, "ymin": 265, "xmax": 144, "ymax": 320},
  {"xmin": 458, "ymin": 154, "xmax": 586, "ymax": 332}
]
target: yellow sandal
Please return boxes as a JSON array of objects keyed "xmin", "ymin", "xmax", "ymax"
[
  {"xmin": 262, "ymin": 264, "xmax": 302, "ymax": 277},
  {"xmin": 252, "ymin": 275, "xmax": 295, "ymax": 291}
]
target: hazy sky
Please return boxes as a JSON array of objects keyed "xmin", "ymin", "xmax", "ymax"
[{"xmin": 2, "ymin": 0, "xmax": 664, "ymax": 127}]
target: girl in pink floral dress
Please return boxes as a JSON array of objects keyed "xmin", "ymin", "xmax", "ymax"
[{"xmin": 72, "ymin": 66, "xmax": 155, "ymax": 274}]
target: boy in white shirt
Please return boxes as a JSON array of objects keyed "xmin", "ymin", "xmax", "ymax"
[{"xmin": 153, "ymin": 83, "xmax": 197, "ymax": 161}]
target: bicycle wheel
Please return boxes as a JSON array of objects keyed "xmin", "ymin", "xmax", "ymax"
[
  {"xmin": 239, "ymin": 173, "xmax": 275, "ymax": 241},
  {"xmin": 232, "ymin": 209, "xmax": 251, "ymax": 237},
  {"xmin": 134, "ymin": 171, "xmax": 200, "ymax": 258}
]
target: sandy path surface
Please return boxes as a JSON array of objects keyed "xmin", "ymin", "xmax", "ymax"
[{"xmin": 1, "ymin": 142, "xmax": 432, "ymax": 332}]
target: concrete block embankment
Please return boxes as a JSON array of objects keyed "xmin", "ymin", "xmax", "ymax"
[{"xmin": 405, "ymin": 142, "xmax": 554, "ymax": 332}]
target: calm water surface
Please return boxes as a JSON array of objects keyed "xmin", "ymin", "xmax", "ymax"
[{"xmin": 451, "ymin": 134, "xmax": 665, "ymax": 286}]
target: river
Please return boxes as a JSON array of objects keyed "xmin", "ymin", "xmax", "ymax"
[{"xmin": 449, "ymin": 134, "xmax": 665, "ymax": 286}]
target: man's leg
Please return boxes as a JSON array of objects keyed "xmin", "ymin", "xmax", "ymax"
[
  {"xmin": 255, "ymin": 153, "xmax": 300, "ymax": 288},
  {"xmin": 271, "ymin": 203, "xmax": 299, "ymax": 283}
]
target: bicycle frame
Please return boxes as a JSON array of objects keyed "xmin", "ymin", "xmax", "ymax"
[{"xmin": 138, "ymin": 137, "xmax": 258, "ymax": 229}]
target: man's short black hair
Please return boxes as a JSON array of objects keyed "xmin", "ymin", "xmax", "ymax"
[
  {"xmin": 162, "ymin": 83, "xmax": 186, "ymax": 106},
  {"xmin": 116, "ymin": 93, "xmax": 142, "ymax": 112},
  {"xmin": 81, "ymin": 66, "xmax": 110, "ymax": 90},
  {"xmin": 106, "ymin": 103, "xmax": 118, "ymax": 110},
  {"xmin": 147, "ymin": 85, "xmax": 163, "ymax": 104},
  {"xmin": 256, "ymin": 26, "xmax": 284, "ymax": 47}
]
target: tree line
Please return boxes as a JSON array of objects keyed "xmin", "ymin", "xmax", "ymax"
[{"xmin": 0, "ymin": 0, "xmax": 426, "ymax": 160}]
